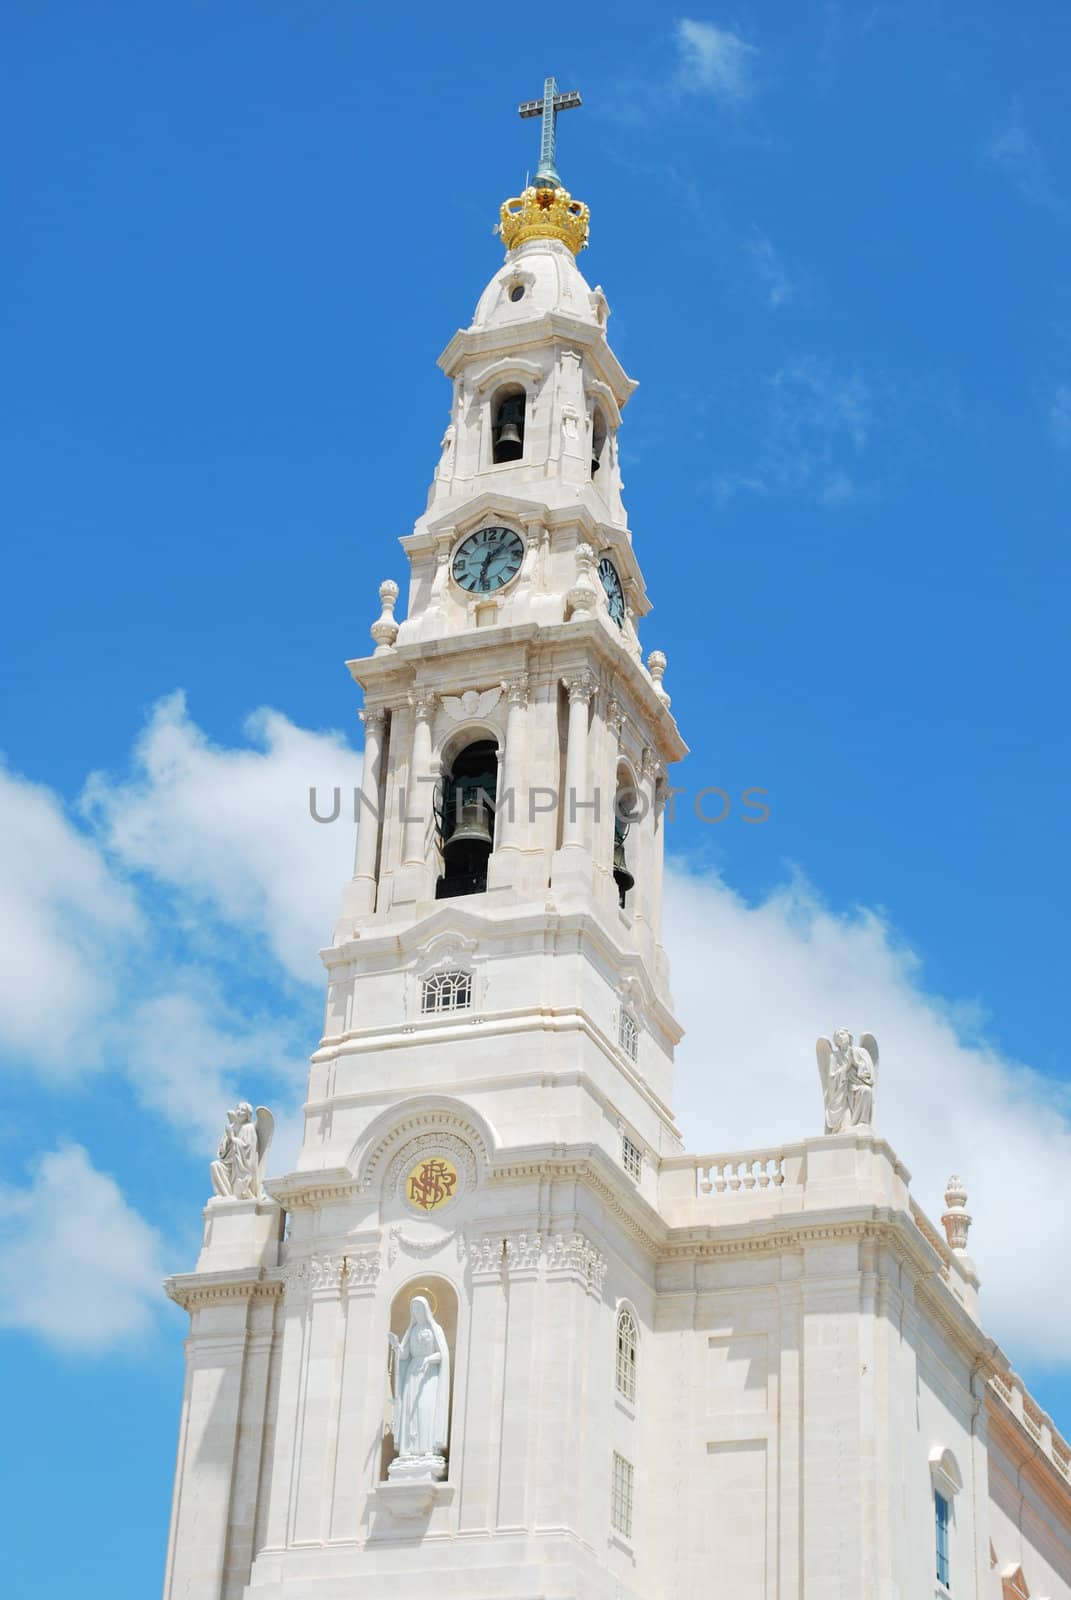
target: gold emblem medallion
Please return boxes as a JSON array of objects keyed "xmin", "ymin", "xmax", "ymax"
[{"xmin": 405, "ymin": 1154, "xmax": 460, "ymax": 1213}]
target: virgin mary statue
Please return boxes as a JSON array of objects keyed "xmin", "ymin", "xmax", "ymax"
[{"xmin": 388, "ymin": 1295, "xmax": 451, "ymax": 1477}]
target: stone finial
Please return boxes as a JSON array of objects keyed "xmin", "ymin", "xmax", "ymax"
[
  {"xmin": 647, "ymin": 649, "xmax": 670, "ymax": 707},
  {"xmin": 370, "ymin": 580, "xmax": 400, "ymax": 655},
  {"xmin": 565, "ymin": 541, "xmax": 598, "ymax": 621},
  {"xmin": 941, "ymin": 1175, "xmax": 973, "ymax": 1253}
]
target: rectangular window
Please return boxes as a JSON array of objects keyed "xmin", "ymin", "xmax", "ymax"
[
  {"xmin": 621, "ymin": 1133, "xmax": 643, "ymax": 1182},
  {"xmin": 618, "ymin": 1008, "xmax": 639, "ymax": 1061},
  {"xmin": 935, "ymin": 1490, "xmax": 950, "ymax": 1589},
  {"xmin": 610, "ymin": 1451, "xmax": 634, "ymax": 1540},
  {"xmin": 421, "ymin": 970, "xmax": 473, "ymax": 1015}
]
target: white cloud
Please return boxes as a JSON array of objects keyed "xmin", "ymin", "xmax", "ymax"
[
  {"xmin": 1045, "ymin": 383, "xmax": 1071, "ymax": 450},
  {"xmin": 82, "ymin": 692, "xmax": 363, "ymax": 985},
  {"xmin": 664, "ymin": 865, "xmax": 1071, "ymax": 1368},
  {"xmin": 985, "ymin": 99, "xmax": 1062, "ymax": 212},
  {"xmin": 4, "ymin": 702, "xmax": 1069, "ymax": 1372},
  {"xmin": 675, "ymin": 19, "xmax": 759, "ymax": 104},
  {"xmin": 743, "ymin": 227, "xmax": 807, "ymax": 310},
  {"xmin": 0, "ymin": 766, "xmax": 139, "ymax": 1061},
  {"xmin": 718, "ymin": 353, "xmax": 871, "ymax": 505},
  {"xmin": 0, "ymin": 1144, "xmax": 164, "ymax": 1352}
]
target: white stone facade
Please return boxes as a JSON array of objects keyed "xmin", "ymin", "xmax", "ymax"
[{"xmin": 163, "ymin": 216, "xmax": 1071, "ymax": 1600}]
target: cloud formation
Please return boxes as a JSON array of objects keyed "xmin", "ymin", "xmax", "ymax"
[
  {"xmin": 675, "ymin": 19, "xmax": 759, "ymax": 105},
  {"xmin": 0, "ymin": 1144, "xmax": 164, "ymax": 1352},
  {"xmin": 984, "ymin": 99, "xmax": 1062, "ymax": 211},
  {"xmin": 664, "ymin": 865, "xmax": 1071, "ymax": 1367},
  {"xmin": 2, "ymin": 701, "xmax": 1068, "ymax": 1371},
  {"xmin": 1044, "ymin": 383, "xmax": 1071, "ymax": 451}
]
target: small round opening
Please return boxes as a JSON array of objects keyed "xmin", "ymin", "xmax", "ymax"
[{"xmin": 509, "ymin": 284, "xmax": 525, "ymax": 302}]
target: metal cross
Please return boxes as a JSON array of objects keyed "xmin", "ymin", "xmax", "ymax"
[{"xmin": 518, "ymin": 75, "xmax": 582, "ymax": 190}]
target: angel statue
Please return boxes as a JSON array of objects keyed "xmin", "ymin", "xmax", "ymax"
[
  {"xmin": 387, "ymin": 1295, "xmax": 451, "ymax": 1479},
  {"xmin": 210, "ymin": 1102, "xmax": 274, "ymax": 1200},
  {"xmin": 816, "ymin": 1029, "xmax": 878, "ymax": 1135}
]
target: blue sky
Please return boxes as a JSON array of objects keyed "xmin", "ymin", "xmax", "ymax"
[{"xmin": 3, "ymin": 3, "xmax": 1070, "ymax": 1594}]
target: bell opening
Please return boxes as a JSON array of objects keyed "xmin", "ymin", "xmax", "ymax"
[
  {"xmin": 492, "ymin": 387, "xmax": 526, "ymax": 465},
  {"xmin": 613, "ymin": 785, "xmax": 637, "ymax": 910},
  {"xmin": 436, "ymin": 740, "xmax": 498, "ymax": 900}
]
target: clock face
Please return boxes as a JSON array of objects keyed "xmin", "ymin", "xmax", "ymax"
[
  {"xmin": 451, "ymin": 525, "xmax": 525, "ymax": 593},
  {"xmin": 598, "ymin": 556, "xmax": 625, "ymax": 627}
]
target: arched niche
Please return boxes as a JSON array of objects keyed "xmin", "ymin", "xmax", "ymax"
[
  {"xmin": 436, "ymin": 736, "xmax": 499, "ymax": 899},
  {"xmin": 613, "ymin": 761, "xmax": 641, "ymax": 909},
  {"xmin": 381, "ymin": 1273, "xmax": 459, "ymax": 1481}
]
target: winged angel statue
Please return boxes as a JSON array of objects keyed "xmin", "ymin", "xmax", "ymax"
[
  {"xmin": 815, "ymin": 1030, "xmax": 878, "ymax": 1135},
  {"xmin": 210, "ymin": 1101, "xmax": 274, "ymax": 1200}
]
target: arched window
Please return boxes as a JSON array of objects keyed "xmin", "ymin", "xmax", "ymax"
[
  {"xmin": 421, "ymin": 970, "xmax": 473, "ymax": 1014},
  {"xmin": 591, "ymin": 406, "xmax": 608, "ymax": 477},
  {"xmin": 436, "ymin": 738, "xmax": 498, "ymax": 900},
  {"xmin": 491, "ymin": 385, "xmax": 526, "ymax": 463},
  {"xmin": 615, "ymin": 1306, "xmax": 638, "ymax": 1401},
  {"xmin": 929, "ymin": 1448, "xmax": 963, "ymax": 1593},
  {"xmin": 613, "ymin": 774, "xmax": 639, "ymax": 909}
]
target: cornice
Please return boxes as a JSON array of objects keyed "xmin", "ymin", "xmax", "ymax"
[
  {"xmin": 346, "ymin": 619, "xmax": 685, "ymax": 764},
  {"xmin": 265, "ymin": 1169, "xmax": 360, "ymax": 1210},
  {"xmin": 987, "ymin": 1393, "xmax": 1071, "ymax": 1516},
  {"xmin": 165, "ymin": 1267, "xmax": 285, "ymax": 1312},
  {"xmin": 437, "ymin": 313, "xmax": 637, "ymax": 408}
]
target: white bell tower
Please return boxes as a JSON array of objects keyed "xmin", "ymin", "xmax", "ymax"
[{"xmin": 163, "ymin": 85, "xmax": 686, "ymax": 1600}]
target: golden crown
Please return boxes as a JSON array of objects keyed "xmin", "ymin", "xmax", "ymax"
[{"xmin": 499, "ymin": 185, "xmax": 590, "ymax": 255}]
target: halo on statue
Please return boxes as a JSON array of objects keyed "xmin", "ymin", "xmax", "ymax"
[{"xmin": 410, "ymin": 1283, "xmax": 439, "ymax": 1316}]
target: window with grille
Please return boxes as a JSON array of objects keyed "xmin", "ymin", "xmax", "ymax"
[
  {"xmin": 615, "ymin": 1308, "xmax": 638, "ymax": 1401},
  {"xmin": 621, "ymin": 1133, "xmax": 643, "ymax": 1182},
  {"xmin": 610, "ymin": 1452, "xmax": 634, "ymax": 1540},
  {"xmin": 421, "ymin": 969, "xmax": 473, "ymax": 1015},
  {"xmin": 618, "ymin": 1008, "xmax": 639, "ymax": 1061},
  {"xmin": 935, "ymin": 1491, "xmax": 950, "ymax": 1589}
]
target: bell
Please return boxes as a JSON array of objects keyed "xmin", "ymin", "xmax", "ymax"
[
  {"xmin": 613, "ymin": 835, "xmax": 635, "ymax": 906},
  {"xmin": 494, "ymin": 420, "xmax": 523, "ymax": 462},
  {"xmin": 445, "ymin": 798, "xmax": 494, "ymax": 851}
]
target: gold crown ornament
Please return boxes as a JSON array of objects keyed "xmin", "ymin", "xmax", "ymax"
[{"xmin": 499, "ymin": 185, "xmax": 590, "ymax": 255}]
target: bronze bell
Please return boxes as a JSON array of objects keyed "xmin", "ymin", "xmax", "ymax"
[
  {"xmin": 445, "ymin": 798, "xmax": 494, "ymax": 852},
  {"xmin": 613, "ymin": 830, "xmax": 635, "ymax": 906}
]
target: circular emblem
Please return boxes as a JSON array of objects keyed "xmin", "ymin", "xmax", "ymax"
[{"xmin": 405, "ymin": 1154, "xmax": 460, "ymax": 1214}]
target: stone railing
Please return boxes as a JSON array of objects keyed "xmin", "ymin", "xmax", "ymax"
[
  {"xmin": 990, "ymin": 1369, "xmax": 1071, "ymax": 1483},
  {"xmin": 665, "ymin": 1141, "xmax": 807, "ymax": 1201},
  {"xmin": 695, "ymin": 1149, "xmax": 788, "ymax": 1194},
  {"xmin": 909, "ymin": 1197, "xmax": 953, "ymax": 1282}
]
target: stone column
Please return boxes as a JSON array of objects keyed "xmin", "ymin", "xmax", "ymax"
[
  {"xmin": 350, "ymin": 708, "xmax": 386, "ymax": 913},
  {"xmin": 402, "ymin": 693, "xmax": 436, "ymax": 866},
  {"xmin": 457, "ymin": 1240, "xmax": 508, "ymax": 1535},
  {"xmin": 560, "ymin": 672, "xmax": 597, "ymax": 851},
  {"xmin": 495, "ymin": 675, "xmax": 529, "ymax": 852},
  {"xmin": 327, "ymin": 1250, "xmax": 383, "ymax": 1539}
]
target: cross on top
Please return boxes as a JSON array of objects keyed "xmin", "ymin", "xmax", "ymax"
[{"xmin": 518, "ymin": 75, "xmax": 582, "ymax": 191}]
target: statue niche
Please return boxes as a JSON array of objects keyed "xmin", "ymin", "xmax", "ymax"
[{"xmin": 383, "ymin": 1277, "xmax": 458, "ymax": 1484}]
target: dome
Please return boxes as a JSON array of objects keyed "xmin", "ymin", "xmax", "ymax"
[{"xmin": 471, "ymin": 238, "xmax": 605, "ymax": 332}]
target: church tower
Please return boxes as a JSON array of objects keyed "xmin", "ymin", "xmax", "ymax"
[
  {"xmin": 165, "ymin": 80, "xmax": 687, "ymax": 1600},
  {"xmin": 163, "ymin": 79, "xmax": 1071, "ymax": 1600}
]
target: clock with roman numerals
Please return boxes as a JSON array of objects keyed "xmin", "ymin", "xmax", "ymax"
[
  {"xmin": 598, "ymin": 556, "xmax": 625, "ymax": 627},
  {"xmin": 451, "ymin": 525, "xmax": 525, "ymax": 593}
]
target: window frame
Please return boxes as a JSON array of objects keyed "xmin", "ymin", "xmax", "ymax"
[
  {"xmin": 420, "ymin": 968, "xmax": 474, "ymax": 1016},
  {"xmin": 610, "ymin": 1450, "xmax": 634, "ymax": 1540},
  {"xmin": 615, "ymin": 1306, "xmax": 638, "ymax": 1402}
]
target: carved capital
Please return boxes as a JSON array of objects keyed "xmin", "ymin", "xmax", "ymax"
[
  {"xmin": 468, "ymin": 1236, "xmax": 505, "ymax": 1280},
  {"xmin": 344, "ymin": 1249, "xmax": 382, "ymax": 1290},
  {"xmin": 360, "ymin": 707, "xmax": 387, "ymax": 734},
  {"xmin": 409, "ymin": 691, "xmax": 437, "ymax": 723},
  {"xmin": 641, "ymin": 745, "xmax": 662, "ymax": 784},
  {"xmin": 545, "ymin": 1232, "xmax": 607, "ymax": 1294},
  {"xmin": 562, "ymin": 671, "xmax": 598, "ymax": 706},
  {"xmin": 501, "ymin": 673, "xmax": 529, "ymax": 709},
  {"xmin": 606, "ymin": 697, "xmax": 625, "ymax": 742},
  {"xmin": 504, "ymin": 1232, "xmax": 543, "ymax": 1274}
]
